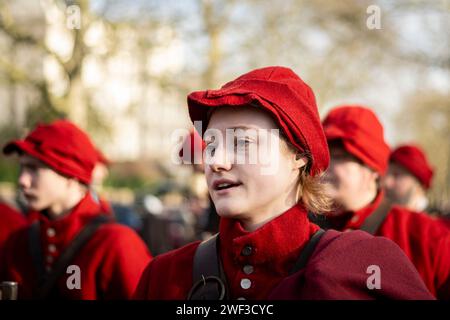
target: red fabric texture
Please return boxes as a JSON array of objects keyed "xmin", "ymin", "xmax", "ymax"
[
  {"xmin": 134, "ymin": 204, "xmax": 433, "ymax": 300},
  {"xmin": 3, "ymin": 120, "xmax": 99, "ymax": 184},
  {"xmin": 178, "ymin": 128, "xmax": 206, "ymax": 164},
  {"xmin": 187, "ymin": 66, "xmax": 329, "ymax": 176},
  {"xmin": 390, "ymin": 144, "xmax": 434, "ymax": 189},
  {"xmin": 269, "ymin": 229, "xmax": 433, "ymax": 299},
  {"xmin": 328, "ymin": 192, "xmax": 450, "ymax": 299},
  {"xmin": 323, "ymin": 105, "xmax": 390, "ymax": 175},
  {"xmin": 0, "ymin": 194, "xmax": 152, "ymax": 299},
  {"xmin": 0, "ymin": 203, "xmax": 27, "ymax": 256}
]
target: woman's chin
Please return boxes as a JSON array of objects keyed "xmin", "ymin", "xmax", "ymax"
[{"xmin": 215, "ymin": 204, "xmax": 243, "ymax": 219}]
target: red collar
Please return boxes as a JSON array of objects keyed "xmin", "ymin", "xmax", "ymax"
[
  {"xmin": 27, "ymin": 193, "xmax": 104, "ymax": 249},
  {"xmin": 219, "ymin": 203, "xmax": 320, "ymax": 273},
  {"xmin": 328, "ymin": 191, "xmax": 385, "ymax": 231}
]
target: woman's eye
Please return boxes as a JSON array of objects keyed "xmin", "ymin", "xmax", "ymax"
[{"xmin": 235, "ymin": 138, "xmax": 251, "ymax": 147}]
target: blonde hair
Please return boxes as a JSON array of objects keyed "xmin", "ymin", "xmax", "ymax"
[{"xmin": 282, "ymin": 138, "xmax": 333, "ymax": 215}]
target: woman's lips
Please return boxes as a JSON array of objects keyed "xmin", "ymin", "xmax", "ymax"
[
  {"xmin": 211, "ymin": 179, "xmax": 243, "ymax": 196},
  {"xmin": 214, "ymin": 183, "xmax": 242, "ymax": 196}
]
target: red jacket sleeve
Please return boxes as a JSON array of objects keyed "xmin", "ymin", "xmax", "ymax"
[{"xmin": 270, "ymin": 230, "xmax": 435, "ymax": 300}]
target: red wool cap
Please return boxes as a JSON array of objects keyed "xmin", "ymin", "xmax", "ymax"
[
  {"xmin": 390, "ymin": 144, "xmax": 434, "ymax": 189},
  {"xmin": 187, "ymin": 66, "xmax": 329, "ymax": 176},
  {"xmin": 3, "ymin": 120, "xmax": 99, "ymax": 184},
  {"xmin": 178, "ymin": 128, "xmax": 206, "ymax": 164},
  {"xmin": 323, "ymin": 105, "xmax": 391, "ymax": 175}
]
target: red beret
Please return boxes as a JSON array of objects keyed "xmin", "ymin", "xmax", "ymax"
[
  {"xmin": 390, "ymin": 145, "xmax": 434, "ymax": 189},
  {"xmin": 178, "ymin": 128, "xmax": 206, "ymax": 164},
  {"xmin": 3, "ymin": 120, "xmax": 98, "ymax": 184},
  {"xmin": 187, "ymin": 66, "xmax": 329, "ymax": 176},
  {"xmin": 322, "ymin": 105, "xmax": 391, "ymax": 175},
  {"xmin": 95, "ymin": 148, "xmax": 110, "ymax": 166}
]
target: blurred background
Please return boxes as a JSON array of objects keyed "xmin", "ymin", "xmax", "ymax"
[{"xmin": 0, "ymin": 0, "xmax": 448, "ymax": 254}]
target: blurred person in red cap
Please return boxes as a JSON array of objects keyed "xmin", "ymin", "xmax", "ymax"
[
  {"xmin": 384, "ymin": 144, "xmax": 433, "ymax": 212},
  {"xmin": 134, "ymin": 67, "xmax": 433, "ymax": 300},
  {"xmin": 0, "ymin": 119, "xmax": 152, "ymax": 299},
  {"xmin": 322, "ymin": 105, "xmax": 450, "ymax": 299},
  {"xmin": 90, "ymin": 148, "xmax": 114, "ymax": 215},
  {"xmin": 179, "ymin": 128, "xmax": 219, "ymax": 239}
]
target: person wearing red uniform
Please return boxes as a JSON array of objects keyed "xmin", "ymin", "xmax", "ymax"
[
  {"xmin": 384, "ymin": 144, "xmax": 434, "ymax": 212},
  {"xmin": 1, "ymin": 120, "xmax": 152, "ymax": 299},
  {"xmin": 134, "ymin": 66, "xmax": 433, "ymax": 300},
  {"xmin": 0, "ymin": 202, "xmax": 26, "ymax": 257},
  {"xmin": 322, "ymin": 105, "xmax": 450, "ymax": 299}
]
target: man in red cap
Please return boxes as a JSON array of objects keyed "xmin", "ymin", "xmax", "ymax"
[
  {"xmin": 322, "ymin": 105, "xmax": 450, "ymax": 299},
  {"xmin": 0, "ymin": 119, "xmax": 152, "ymax": 299},
  {"xmin": 384, "ymin": 144, "xmax": 433, "ymax": 212}
]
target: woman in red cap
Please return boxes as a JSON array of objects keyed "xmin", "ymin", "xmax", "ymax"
[
  {"xmin": 135, "ymin": 67, "xmax": 433, "ymax": 300},
  {"xmin": 1, "ymin": 120, "xmax": 152, "ymax": 299},
  {"xmin": 321, "ymin": 106, "xmax": 450, "ymax": 299}
]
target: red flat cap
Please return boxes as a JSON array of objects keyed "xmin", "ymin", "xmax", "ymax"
[
  {"xmin": 323, "ymin": 105, "xmax": 391, "ymax": 175},
  {"xmin": 179, "ymin": 128, "xmax": 206, "ymax": 164},
  {"xmin": 390, "ymin": 144, "xmax": 434, "ymax": 189},
  {"xmin": 187, "ymin": 66, "xmax": 329, "ymax": 176},
  {"xmin": 3, "ymin": 120, "xmax": 99, "ymax": 184}
]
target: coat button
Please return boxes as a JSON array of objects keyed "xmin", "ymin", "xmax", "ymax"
[
  {"xmin": 350, "ymin": 215, "xmax": 359, "ymax": 223},
  {"xmin": 241, "ymin": 245, "xmax": 253, "ymax": 256},
  {"xmin": 45, "ymin": 266, "xmax": 52, "ymax": 272},
  {"xmin": 48, "ymin": 244, "xmax": 57, "ymax": 253},
  {"xmin": 46, "ymin": 255, "xmax": 54, "ymax": 263},
  {"xmin": 240, "ymin": 278, "xmax": 251, "ymax": 289},
  {"xmin": 47, "ymin": 228, "xmax": 56, "ymax": 237},
  {"xmin": 243, "ymin": 265, "xmax": 254, "ymax": 275}
]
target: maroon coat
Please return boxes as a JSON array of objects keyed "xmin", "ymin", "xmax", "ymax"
[
  {"xmin": 1, "ymin": 194, "xmax": 152, "ymax": 299},
  {"xmin": 134, "ymin": 204, "xmax": 433, "ymax": 300},
  {"xmin": 327, "ymin": 192, "xmax": 450, "ymax": 299}
]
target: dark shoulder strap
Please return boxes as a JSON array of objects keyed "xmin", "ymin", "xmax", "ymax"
[
  {"xmin": 29, "ymin": 221, "xmax": 45, "ymax": 282},
  {"xmin": 29, "ymin": 215, "xmax": 110, "ymax": 299},
  {"xmin": 360, "ymin": 200, "xmax": 392, "ymax": 235},
  {"xmin": 192, "ymin": 234, "xmax": 221, "ymax": 282},
  {"xmin": 188, "ymin": 229, "xmax": 327, "ymax": 299},
  {"xmin": 289, "ymin": 229, "xmax": 325, "ymax": 274},
  {"xmin": 188, "ymin": 233, "xmax": 227, "ymax": 300}
]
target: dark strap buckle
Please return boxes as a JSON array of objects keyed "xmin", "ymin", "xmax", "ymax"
[{"xmin": 187, "ymin": 275, "xmax": 226, "ymax": 300}]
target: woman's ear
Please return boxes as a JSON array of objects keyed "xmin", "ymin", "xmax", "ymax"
[{"xmin": 294, "ymin": 153, "xmax": 308, "ymax": 170}]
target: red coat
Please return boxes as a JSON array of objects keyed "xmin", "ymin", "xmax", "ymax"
[
  {"xmin": 0, "ymin": 203, "xmax": 27, "ymax": 256},
  {"xmin": 0, "ymin": 194, "xmax": 152, "ymax": 299},
  {"xmin": 134, "ymin": 204, "xmax": 433, "ymax": 299},
  {"xmin": 327, "ymin": 192, "xmax": 450, "ymax": 299}
]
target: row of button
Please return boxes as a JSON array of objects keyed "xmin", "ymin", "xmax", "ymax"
[{"xmin": 238, "ymin": 245, "xmax": 254, "ymax": 299}]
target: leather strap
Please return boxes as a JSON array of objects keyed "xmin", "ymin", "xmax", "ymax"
[
  {"xmin": 188, "ymin": 228, "xmax": 326, "ymax": 300},
  {"xmin": 29, "ymin": 215, "xmax": 110, "ymax": 299},
  {"xmin": 360, "ymin": 200, "xmax": 392, "ymax": 235},
  {"xmin": 289, "ymin": 229, "xmax": 325, "ymax": 274}
]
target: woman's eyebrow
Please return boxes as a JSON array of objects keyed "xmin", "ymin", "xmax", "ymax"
[{"xmin": 228, "ymin": 125, "xmax": 259, "ymax": 131}]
